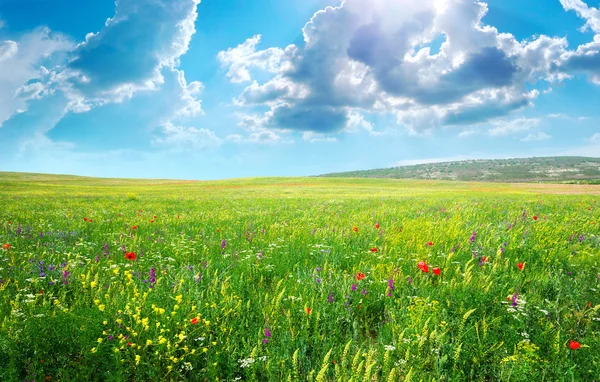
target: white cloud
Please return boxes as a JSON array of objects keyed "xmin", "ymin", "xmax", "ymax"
[
  {"xmin": 560, "ymin": 0, "xmax": 600, "ymax": 33},
  {"xmin": 521, "ymin": 132, "xmax": 552, "ymax": 141},
  {"xmin": 458, "ymin": 129, "xmax": 479, "ymax": 138},
  {"xmin": 219, "ymin": 0, "xmax": 572, "ymax": 135},
  {"xmin": 302, "ymin": 131, "xmax": 337, "ymax": 143},
  {"xmin": 152, "ymin": 122, "xmax": 221, "ymax": 150},
  {"xmin": 488, "ymin": 117, "xmax": 540, "ymax": 136},
  {"xmin": 589, "ymin": 133, "xmax": 600, "ymax": 143},
  {"xmin": 0, "ymin": 28, "xmax": 72, "ymax": 126}
]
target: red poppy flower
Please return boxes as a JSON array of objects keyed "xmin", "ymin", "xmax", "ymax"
[
  {"xmin": 427, "ymin": 241, "xmax": 433, "ymax": 247},
  {"xmin": 126, "ymin": 342, "xmax": 133, "ymax": 347},
  {"xmin": 432, "ymin": 267, "xmax": 441, "ymax": 276},
  {"xmin": 417, "ymin": 260, "xmax": 429, "ymax": 273},
  {"xmin": 132, "ymin": 226, "xmax": 138, "ymax": 230},
  {"xmin": 533, "ymin": 216, "xmax": 538, "ymax": 221},
  {"xmin": 356, "ymin": 272, "xmax": 365, "ymax": 281},
  {"xmin": 191, "ymin": 317, "xmax": 199, "ymax": 325},
  {"xmin": 353, "ymin": 226, "xmax": 358, "ymax": 232},
  {"xmin": 177, "ymin": 215, "xmax": 180, "ymax": 219},
  {"xmin": 370, "ymin": 247, "xmax": 378, "ymax": 253},
  {"xmin": 125, "ymin": 252, "xmax": 137, "ymax": 261},
  {"xmin": 306, "ymin": 307, "xmax": 312, "ymax": 315},
  {"xmin": 481, "ymin": 256, "xmax": 488, "ymax": 263},
  {"xmin": 150, "ymin": 220, "xmax": 155, "ymax": 223},
  {"xmin": 1, "ymin": 243, "xmax": 10, "ymax": 250},
  {"xmin": 569, "ymin": 340, "xmax": 581, "ymax": 350},
  {"xmin": 88, "ymin": 219, "xmax": 93, "ymax": 223},
  {"xmin": 375, "ymin": 223, "xmax": 380, "ymax": 229},
  {"xmin": 84, "ymin": 218, "xmax": 88, "ymax": 222},
  {"xmin": 153, "ymin": 215, "xmax": 157, "ymax": 219},
  {"xmin": 517, "ymin": 262, "xmax": 524, "ymax": 271}
]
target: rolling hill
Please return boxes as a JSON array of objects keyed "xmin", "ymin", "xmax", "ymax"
[{"xmin": 318, "ymin": 156, "xmax": 600, "ymax": 183}]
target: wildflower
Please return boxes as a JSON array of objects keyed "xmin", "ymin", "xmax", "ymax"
[
  {"xmin": 517, "ymin": 262, "xmax": 525, "ymax": 271},
  {"xmin": 417, "ymin": 260, "xmax": 429, "ymax": 273},
  {"xmin": 328, "ymin": 293, "xmax": 334, "ymax": 303},
  {"xmin": 533, "ymin": 216, "xmax": 538, "ymax": 221},
  {"xmin": 306, "ymin": 307, "xmax": 312, "ymax": 315},
  {"xmin": 370, "ymin": 247, "xmax": 378, "ymax": 253},
  {"xmin": 426, "ymin": 241, "xmax": 433, "ymax": 247},
  {"xmin": 356, "ymin": 272, "xmax": 365, "ymax": 281},
  {"xmin": 191, "ymin": 317, "xmax": 199, "ymax": 325},
  {"xmin": 351, "ymin": 284, "xmax": 357, "ymax": 291},
  {"xmin": 135, "ymin": 354, "xmax": 141, "ymax": 365},
  {"xmin": 353, "ymin": 226, "xmax": 358, "ymax": 232},
  {"xmin": 84, "ymin": 218, "xmax": 88, "ymax": 222},
  {"xmin": 132, "ymin": 226, "xmax": 138, "ymax": 230},
  {"xmin": 375, "ymin": 223, "xmax": 380, "ymax": 229},
  {"xmin": 432, "ymin": 267, "xmax": 441, "ymax": 276},
  {"xmin": 569, "ymin": 340, "xmax": 581, "ymax": 350},
  {"xmin": 481, "ymin": 256, "xmax": 488, "ymax": 264},
  {"xmin": 125, "ymin": 252, "xmax": 136, "ymax": 261},
  {"xmin": 221, "ymin": 239, "xmax": 227, "ymax": 249},
  {"xmin": 1, "ymin": 243, "xmax": 10, "ymax": 250},
  {"xmin": 469, "ymin": 231, "xmax": 477, "ymax": 243}
]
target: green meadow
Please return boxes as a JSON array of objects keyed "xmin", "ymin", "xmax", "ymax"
[{"xmin": 0, "ymin": 173, "xmax": 599, "ymax": 381}]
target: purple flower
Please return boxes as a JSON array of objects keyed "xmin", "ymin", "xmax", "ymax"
[
  {"xmin": 579, "ymin": 235, "xmax": 585, "ymax": 242},
  {"xmin": 316, "ymin": 278, "xmax": 322, "ymax": 284},
  {"xmin": 328, "ymin": 294, "xmax": 334, "ymax": 303},
  {"xmin": 511, "ymin": 293, "xmax": 519, "ymax": 307},
  {"xmin": 407, "ymin": 277, "xmax": 413, "ymax": 284},
  {"xmin": 469, "ymin": 231, "xmax": 477, "ymax": 243},
  {"xmin": 149, "ymin": 267, "xmax": 156, "ymax": 288},
  {"xmin": 361, "ymin": 289, "xmax": 367, "ymax": 295},
  {"xmin": 62, "ymin": 270, "xmax": 70, "ymax": 284},
  {"xmin": 221, "ymin": 239, "xmax": 227, "ymax": 249},
  {"xmin": 264, "ymin": 328, "xmax": 271, "ymax": 337},
  {"xmin": 351, "ymin": 284, "xmax": 357, "ymax": 291}
]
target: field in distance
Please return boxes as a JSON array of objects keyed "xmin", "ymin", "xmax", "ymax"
[{"xmin": 0, "ymin": 172, "xmax": 599, "ymax": 381}]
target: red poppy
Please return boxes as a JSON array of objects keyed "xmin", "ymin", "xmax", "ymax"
[
  {"xmin": 517, "ymin": 262, "xmax": 524, "ymax": 271},
  {"xmin": 191, "ymin": 317, "xmax": 199, "ymax": 325},
  {"xmin": 126, "ymin": 342, "xmax": 133, "ymax": 347},
  {"xmin": 150, "ymin": 220, "xmax": 155, "ymax": 223},
  {"xmin": 356, "ymin": 272, "xmax": 365, "ymax": 281},
  {"xmin": 88, "ymin": 219, "xmax": 93, "ymax": 223},
  {"xmin": 306, "ymin": 307, "xmax": 312, "ymax": 315},
  {"xmin": 569, "ymin": 340, "xmax": 581, "ymax": 350},
  {"xmin": 432, "ymin": 267, "xmax": 441, "ymax": 276},
  {"xmin": 1, "ymin": 243, "xmax": 10, "ymax": 250},
  {"xmin": 370, "ymin": 247, "xmax": 378, "ymax": 253},
  {"xmin": 177, "ymin": 215, "xmax": 180, "ymax": 219},
  {"xmin": 125, "ymin": 252, "xmax": 137, "ymax": 261},
  {"xmin": 353, "ymin": 226, "xmax": 358, "ymax": 232},
  {"xmin": 153, "ymin": 215, "xmax": 157, "ymax": 219},
  {"xmin": 533, "ymin": 216, "xmax": 538, "ymax": 221},
  {"xmin": 418, "ymin": 260, "xmax": 429, "ymax": 273},
  {"xmin": 132, "ymin": 226, "xmax": 138, "ymax": 230},
  {"xmin": 84, "ymin": 218, "xmax": 88, "ymax": 222},
  {"xmin": 427, "ymin": 241, "xmax": 433, "ymax": 247},
  {"xmin": 375, "ymin": 223, "xmax": 380, "ymax": 229},
  {"xmin": 481, "ymin": 256, "xmax": 488, "ymax": 263}
]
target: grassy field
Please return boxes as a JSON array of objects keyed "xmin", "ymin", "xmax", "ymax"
[{"xmin": 0, "ymin": 172, "xmax": 599, "ymax": 381}]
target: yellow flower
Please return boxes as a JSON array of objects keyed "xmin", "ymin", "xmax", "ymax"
[
  {"xmin": 113, "ymin": 347, "xmax": 119, "ymax": 353},
  {"xmin": 97, "ymin": 338, "xmax": 103, "ymax": 343},
  {"xmin": 175, "ymin": 294, "xmax": 183, "ymax": 304},
  {"xmin": 202, "ymin": 347, "xmax": 208, "ymax": 353},
  {"xmin": 98, "ymin": 304, "xmax": 105, "ymax": 312},
  {"xmin": 146, "ymin": 339, "xmax": 153, "ymax": 346},
  {"xmin": 103, "ymin": 320, "xmax": 108, "ymax": 325},
  {"xmin": 135, "ymin": 354, "xmax": 141, "ymax": 365},
  {"xmin": 91, "ymin": 347, "xmax": 97, "ymax": 353}
]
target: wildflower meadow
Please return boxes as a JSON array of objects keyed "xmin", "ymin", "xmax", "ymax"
[{"xmin": 0, "ymin": 174, "xmax": 599, "ymax": 381}]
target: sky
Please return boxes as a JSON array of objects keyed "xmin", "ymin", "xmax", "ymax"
[{"xmin": 0, "ymin": 0, "xmax": 599, "ymax": 180}]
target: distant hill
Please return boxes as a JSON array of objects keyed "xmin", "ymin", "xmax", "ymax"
[{"xmin": 318, "ymin": 156, "xmax": 600, "ymax": 183}]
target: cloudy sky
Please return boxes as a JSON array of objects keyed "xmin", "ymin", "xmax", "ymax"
[{"xmin": 1, "ymin": 0, "xmax": 599, "ymax": 179}]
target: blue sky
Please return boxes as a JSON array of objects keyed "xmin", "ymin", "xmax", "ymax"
[{"xmin": 0, "ymin": 0, "xmax": 599, "ymax": 180}]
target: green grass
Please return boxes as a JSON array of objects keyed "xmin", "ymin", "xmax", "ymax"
[{"xmin": 0, "ymin": 172, "xmax": 599, "ymax": 381}]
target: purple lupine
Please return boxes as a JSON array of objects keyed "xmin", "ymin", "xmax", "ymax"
[
  {"xmin": 469, "ymin": 231, "xmax": 477, "ymax": 244},
  {"xmin": 328, "ymin": 293, "xmax": 334, "ymax": 303},
  {"xmin": 221, "ymin": 239, "xmax": 227, "ymax": 250},
  {"xmin": 62, "ymin": 270, "xmax": 70, "ymax": 284},
  {"xmin": 511, "ymin": 293, "xmax": 519, "ymax": 307},
  {"xmin": 149, "ymin": 267, "xmax": 156, "ymax": 288},
  {"xmin": 387, "ymin": 279, "xmax": 395, "ymax": 297}
]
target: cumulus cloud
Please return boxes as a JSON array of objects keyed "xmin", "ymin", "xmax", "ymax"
[
  {"xmin": 0, "ymin": 28, "xmax": 72, "ymax": 126},
  {"xmin": 488, "ymin": 117, "xmax": 540, "ymax": 136},
  {"xmin": 219, "ymin": 0, "xmax": 574, "ymax": 135},
  {"xmin": 560, "ymin": 0, "xmax": 600, "ymax": 33},
  {"xmin": 521, "ymin": 132, "xmax": 552, "ymax": 141},
  {"xmin": 589, "ymin": 132, "xmax": 600, "ymax": 143},
  {"xmin": 53, "ymin": 0, "xmax": 201, "ymax": 111},
  {"xmin": 152, "ymin": 122, "xmax": 221, "ymax": 150}
]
